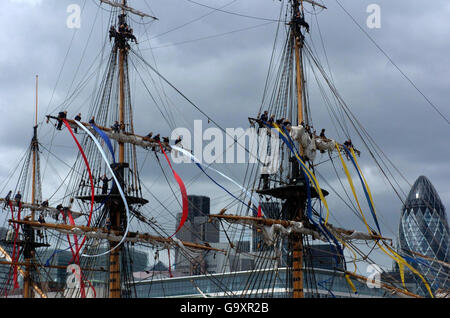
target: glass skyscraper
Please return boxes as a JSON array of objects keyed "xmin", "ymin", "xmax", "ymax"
[{"xmin": 398, "ymin": 176, "xmax": 449, "ymax": 296}]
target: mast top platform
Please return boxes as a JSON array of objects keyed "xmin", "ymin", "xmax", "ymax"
[
  {"xmin": 256, "ymin": 183, "xmax": 329, "ymax": 200},
  {"xmin": 75, "ymin": 194, "xmax": 149, "ymax": 206}
]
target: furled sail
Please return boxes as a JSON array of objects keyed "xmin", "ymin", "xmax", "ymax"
[{"xmin": 290, "ymin": 125, "xmax": 337, "ymax": 161}]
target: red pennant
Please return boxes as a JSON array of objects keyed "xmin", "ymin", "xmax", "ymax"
[
  {"xmin": 63, "ymin": 119, "xmax": 96, "ymax": 298},
  {"xmin": 158, "ymin": 142, "xmax": 188, "ymax": 238}
]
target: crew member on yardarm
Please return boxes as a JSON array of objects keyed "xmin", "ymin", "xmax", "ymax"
[
  {"xmin": 56, "ymin": 111, "xmax": 67, "ymax": 130},
  {"xmin": 4, "ymin": 190, "xmax": 11, "ymax": 208},
  {"xmin": 293, "ymin": 11, "xmax": 310, "ymax": 33},
  {"xmin": 55, "ymin": 203, "xmax": 63, "ymax": 221},
  {"xmin": 276, "ymin": 118, "xmax": 285, "ymax": 126},
  {"xmin": 283, "ymin": 119, "xmax": 291, "ymax": 128},
  {"xmin": 14, "ymin": 191, "xmax": 21, "ymax": 207},
  {"xmin": 259, "ymin": 111, "xmax": 269, "ymax": 122},
  {"xmin": 125, "ymin": 26, "xmax": 137, "ymax": 44},
  {"xmin": 344, "ymin": 139, "xmax": 353, "ymax": 149},
  {"xmin": 145, "ymin": 132, "xmax": 153, "ymax": 140},
  {"xmin": 112, "ymin": 121, "xmax": 120, "ymax": 133},
  {"xmin": 105, "ymin": 217, "xmax": 112, "ymax": 233},
  {"xmin": 290, "ymin": 9, "xmax": 310, "ymax": 45},
  {"xmin": 257, "ymin": 110, "xmax": 269, "ymax": 131},
  {"xmin": 343, "ymin": 139, "xmax": 355, "ymax": 159},
  {"xmin": 100, "ymin": 174, "xmax": 112, "ymax": 195},
  {"xmin": 109, "ymin": 25, "xmax": 117, "ymax": 41},
  {"xmin": 37, "ymin": 212, "xmax": 46, "ymax": 241},
  {"xmin": 41, "ymin": 199, "xmax": 49, "ymax": 208},
  {"xmin": 74, "ymin": 113, "xmax": 82, "ymax": 133},
  {"xmin": 174, "ymin": 136, "xmax": 182, "ymax": 145}
]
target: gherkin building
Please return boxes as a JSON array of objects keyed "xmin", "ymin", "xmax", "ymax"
[{"xmin": 398, "ymin": 176, "xmax": 449, "ymax": 296}]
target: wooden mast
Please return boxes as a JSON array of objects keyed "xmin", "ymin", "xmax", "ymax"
[
  {"xmin": 108, "ymin": 0, "xmax": 127, "ymax": 299},
  {"xmin": 31, "ymin": 75, "xmax": 38, "ymax": 221},
  {"xmin": 289, "ymin": 0, "xmax": 328, "ymax": 299},
  {"xmin": 24, "ymin": 75, "xmax": 39, "ymax": 298},
  {"xmin": 295, "ymin": 2, "xmax": 304, "ymax": 127},
  {"xmin": 110, "ymin": 0, "xmax": 157, "ymax": 298},
  {"xmin": 292, "ymin": 0, "xmax": 305, "ymax": 299},
  {"xmin": 118, "ymin": 24, "xmax": 126, "ymax": 163},
  {"xmin": 286, "ymin": 0, "xmax": 327, "ymax": 299}
]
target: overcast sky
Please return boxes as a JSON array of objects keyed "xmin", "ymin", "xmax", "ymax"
[{"xmin": 0, "ymin": 0, "xmax": 449, "ymax": 272}]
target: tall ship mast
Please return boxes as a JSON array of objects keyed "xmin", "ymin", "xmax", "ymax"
[{"xmin": 0, "ymin": 0, "xmax": 448, "ymax": 299}]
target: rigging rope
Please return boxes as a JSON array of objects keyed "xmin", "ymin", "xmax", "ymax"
[
  {"xmin": 185, "ymin": 0, "xmax": 286, "ymax": 22},
  {"xmin": 8, "ymin": 201, "xmax": 21, "ymax": 291},
  {"xmin": 271, "ymin": 122, "xmax": 331, "ymax": 223},
  {"xmin": 268, "ymin": 123, "xmax": 361, "ymax": 291},
  {"xmin": 91, "ymin": 122, "xmax": 116, "ymax": 163},
  {"xmin": 171, "ymin": 145, "xmax": 262, "ymax": 216},
  {"xmin": 67, "ymin": 211, "xmax": 81, "ymax": 264},
  {"xmin": 74, "ymin": 120, "xmax": 131, "ymax": 258},
  {"xmin": 335, "ymin": 143, "xmax": 434, "ymax": 297},
  {"xmin": 131, "ymin": 49, "xmax": 265, "ymax": 167},
  {"xmin": 61, "ymin": 119, "xmax": 97, "ymax": 298},
  {"xmin": 335, "ymin": 0, "xmax": 449, "ymax": 125},
  {"xmin": 44, "ymin": 246, "xmax": 72, "ymax": 267},
  {"xmin": 66, "ymin": 210, "xmax": 87, "ymax": 298},
  {"xmin": 143, "ymin": 0, "xmax": 239, "ymax": 42},
  {"xmin": 253, "ymin": 121, "xmax": 361, "ymax": 293},
  {"xmin": 277, "ymin": 125, "xmax": 354, "ymax": 271},
  {"xmin": 63, "ymin": 119, "xmax": 95, "ymax": 227},
  {"xmin": 343, "ymin": 146, "xmax": 381, "ymax": 234}
]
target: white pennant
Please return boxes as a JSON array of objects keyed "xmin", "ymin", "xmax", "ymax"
[{"xmin": 75, "ymin": 120, "xmax": 131, "ymax": 258}]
